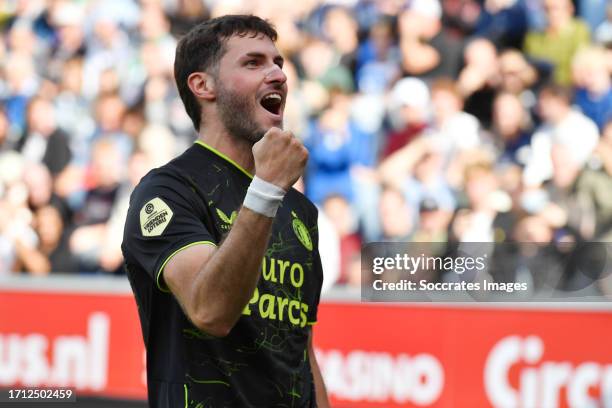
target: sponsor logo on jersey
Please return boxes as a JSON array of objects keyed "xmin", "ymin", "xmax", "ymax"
[
  {"xmin": 140, "ymin": 197, "xmax": 173, "ymax": 237},
  {"xmin": 242, "ymin": 255, "xmax": 311, "ymax": 327},
  {"xmin": 215, "ymin": 208, "xmax": 237, "ymax": 231},
  {"xmin": 291, "ymin": 211, "xmax": 313, "ymax": 251}
]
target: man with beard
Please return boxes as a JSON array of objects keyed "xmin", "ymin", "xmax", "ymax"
[{"xmin": 122, "ymin": 15, "xmax": 328, "ymax": 408}]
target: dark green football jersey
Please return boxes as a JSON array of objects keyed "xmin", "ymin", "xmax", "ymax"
[{"xmin": 122, "ymin": 141, "xmax": 323, "ymax": 408}]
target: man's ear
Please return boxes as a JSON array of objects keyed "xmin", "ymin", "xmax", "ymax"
[{"xmin": 187, "ymin": 72, "xmax": 216, "ymax": 101}]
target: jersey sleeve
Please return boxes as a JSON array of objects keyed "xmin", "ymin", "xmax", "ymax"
[{"xmin": 122, "ymin": 171, "xmax": 217, "ymax": 292}]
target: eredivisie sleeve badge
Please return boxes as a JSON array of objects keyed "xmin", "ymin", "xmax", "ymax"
[{"xmin": 140, "ymin": 197, "xmax": 174, "ymax": 237}]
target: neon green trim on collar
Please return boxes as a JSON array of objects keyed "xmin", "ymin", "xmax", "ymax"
[
  {"xmin": 194, "ymin": 140, "xmax": 254, "ymax": 179},
  {"xmin": 156, "ymin": 240, "xmax": 217, "ymax": 292}
]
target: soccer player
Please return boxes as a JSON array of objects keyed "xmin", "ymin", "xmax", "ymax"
[{"xmin": 122, "ymin": 15, "xmax": 329, "ymax": 408}]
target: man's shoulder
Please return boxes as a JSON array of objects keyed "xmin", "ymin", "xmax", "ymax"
[
  {"xmin": 132, "ymin": 145, "xmax": 203, "ymax": 195},
  {"xmin": 131, "ymin": 166, "xmax": 183, "ymax": 201},
  {"xmin": 286, "ymin": 188, "xmax": 319, "ymax": 229},
  {"xmin": 288, "ymin": 188, "xmax": 317, "ymax": 212}
]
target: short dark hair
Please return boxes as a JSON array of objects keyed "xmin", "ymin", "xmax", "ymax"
[{"xmin": 174, "ymin": 15, "xmax": 278, "ymax": 131}]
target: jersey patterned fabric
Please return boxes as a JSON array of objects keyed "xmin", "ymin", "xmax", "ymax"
[{"xmin": 122, "ymin": 141, "xmax": 323, "ymax": 408}]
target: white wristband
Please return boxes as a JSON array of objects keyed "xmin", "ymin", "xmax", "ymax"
[{"xmin": 243, "ymin": 176, "xmax": 286, "ymax": 218}]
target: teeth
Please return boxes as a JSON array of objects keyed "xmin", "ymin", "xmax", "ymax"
[{"xmin": 263, "ymin": 93, "xmax": 282, "ymax": 101}]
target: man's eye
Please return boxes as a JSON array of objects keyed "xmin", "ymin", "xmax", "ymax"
[{"xmin": 246, "ymin": 60, "xmax": 258, "ymax": 67}]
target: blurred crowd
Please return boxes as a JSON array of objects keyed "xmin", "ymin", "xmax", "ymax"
[{"xmin": 0, "ymin": 0, "xmax": 611, "ymax": 294}]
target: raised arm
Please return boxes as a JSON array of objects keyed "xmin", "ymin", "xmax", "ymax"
[
  {"xmin": 163, "ymin": 128, "xmax": 308, "ymax": 337},
  {"xmin": 378, "ymin": 136, "xmax": 431, "ymax": 188}
]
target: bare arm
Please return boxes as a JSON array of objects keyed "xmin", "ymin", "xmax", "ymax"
[
  {"xmin": 309, "ymin": 330, "xmax": 330, "ymax": 408},
  {"xmin": 164, "ymin": 128, "xmax": 308, "ymax": 337},
  {"xmin": 164, "ymin": 208, "xmax": 273, "ymax": 337},
  {"xmin": 378, "ymin": 136, "xmax": 430, "ymax": 187}
]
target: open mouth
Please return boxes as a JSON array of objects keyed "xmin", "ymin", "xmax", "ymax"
[{"xmin": 260, "ymin": 92, "xmax": 283, "ymax": 116}]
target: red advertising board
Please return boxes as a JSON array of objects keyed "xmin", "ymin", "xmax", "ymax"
[
  {"xmin": 0, "ymin": 291, "xmax": 146, "ymax": 399},
  {"xmin": 315, "ymin": 303, "xmax": 612, "ymax": 408},
  {"xmin": 1, "ymin": 289, "xmax": 612, "ymax": 407}
]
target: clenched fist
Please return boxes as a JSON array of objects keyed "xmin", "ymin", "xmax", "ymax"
[{"xmin": 252, "ymin": 127, "xmax": 308, "ymax": 191}]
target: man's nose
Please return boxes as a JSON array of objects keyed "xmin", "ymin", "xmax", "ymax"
[{"xmin": 264, "ymin": 65, "xmax": 287, "ymax": 84}]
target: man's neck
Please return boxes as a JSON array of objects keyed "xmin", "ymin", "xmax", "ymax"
[{"xmin": 197, "ymin": 123, "xmax": 256, "ymax": 175}]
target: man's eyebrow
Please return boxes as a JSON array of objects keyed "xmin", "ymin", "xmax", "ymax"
[{"xmin": 243, "ymin": 52, "xmax": 284, "ymax": 65}]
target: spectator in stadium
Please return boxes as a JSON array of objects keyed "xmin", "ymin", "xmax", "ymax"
[
  {"xmin": 352, "ymin": 16, "xmax": 401, "ymax": 94},
  {"xmin": 451, "ymin": 162, "xmax": 514, "ymax": 243},
  {"xmin": 457, "ymin": 37, "xmax": 500, "ymax": 129},
  {"xmin": 137, "ymin": 123, "xmax": 178, "ymax": 169},
  {"xmin": 0, "ymin": 154, "xmax": 39, "ymax": 275},
  {"xmin": 498, "ymin": 49, "xmax": 538, "ymax": 110},
  {"xmin": 512, "ymin": 215, "xmax": 566, "ymax": 290},
  {"xmin": 380, "ymin": 136, "xmax": 456, "ymax": 220},
  {"xmin": 571, "ymin": 46, "xmax": 612, "ymax": 131},
  {"xmin": 69, "ymin": 138, "xmax": 124, "ymax": 273},
  {"xmin": 142, "ymin": 73, "xmax": 177, "ymax": 129},
  {"xmin": 6, "ymin": 19, "xmax": 45, "ymax": 66},
  {"xmin": 523, "ymin": 0, "xmax": 591, "ymax": 85},
  {"xmin": 440, "ymin": 0, "xmax": 482, "ymax": 38},
  {"xmin": 322, "ymin": 6, "xmax": 360, "ymax": 79},
  {"xmin": 473, "ymin": 0, "xmax": 528, "ymax": 49},
  {"xmin": 429, "ymin": 78, "xmax": 482, "ymax": 154},
  {"xmin": 22, "ymin": 162, "xmax": 69, "ymax": 221},
  {"xmin": 355, "ymin": 15, "xmax": 399, "ymax": 84},
  {"xmin": 378, "ymin": 185, "xmax": 415, "ymax": 241},
  {"xmin": 166, "ymin": 0, "xmax": 210, "ymax": 36},
  {"xmin": 398, "ymin": 0, "xmax": 463, "ymax": 80},
  {"xmin": 303, "ymin": 92, "xmax": 375, "ymax": 204},
  {"xmin": 121, "ymin": 103, "xmax": 147, "ymax": 141},
  {"xmin": 492, "ymin": 92, "xmax": 533, "ymax": 166},
  {"xmin": 92, "ymin": 92, "xmax": 132, "ymax": 160},
  {"xmin": 545, "ymin": 143, "xmax": 612, "ymax": 241},
  {"xmin": 18, "ymin": 204, "xmax": 76, "ymax": 275},
  {"xmin": 3, "ymin": 52, "xmax": 40, "ymax": 138},
  {"xmin": 138, "ymin": 2, "xmax": 177, "ymax": 60},
  {"xmin": 17, "ymin": 96, "xmax": 72, "ymax": 176},
  {"xmin": 383, "ymin": 77, "xmax": 431, "ymax": 158},
  {"xmin": 53, "ymin": 57, "xmax": 96, "ymax": 158},
  {"xmin": 412, "ymin": 197, "xmax": 452, "ymax": 243},
  {"xmin": 299, "ymin": 37, "xmax": 354, "ymax": 94},
  {"xmin": 46, "ymin": 2, "xmax": 86, "ymax": 79},
  {"xmin": 81, "ymin": 10, "xmax": 133, "ymax": 101},
  {"xmin": 523, "ymin": 84, "xmax": 599, "ymax": 187},
  {"xmin": 322, "ymin": 194, "xmax": 361, "ymax": 285}
]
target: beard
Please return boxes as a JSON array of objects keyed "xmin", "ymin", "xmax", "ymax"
[{"xmin": 216, "ymin": 82, "xmax": 268, "ymax": 143}]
